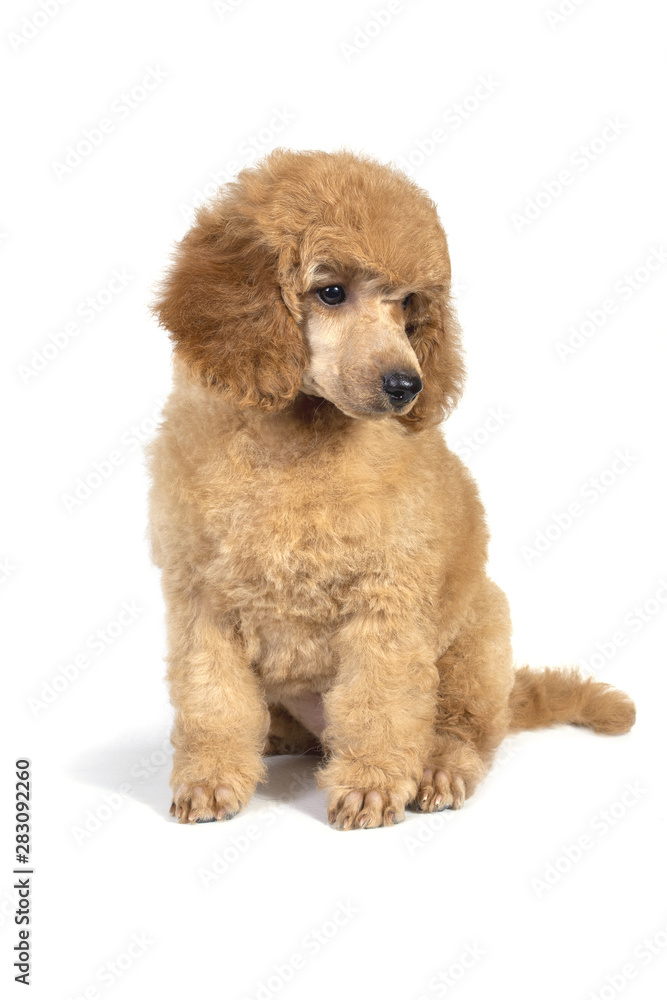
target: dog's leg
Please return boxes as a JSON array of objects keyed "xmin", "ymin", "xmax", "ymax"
[
  {"xmin": 165, "ymin": 586, "xmax": 269, "ymax": 824},
  {"xmin": 317, "ymin": 613, "xmax": 439, "ymax": 830},
  {"xmin": 413, "ymin": 579, "xmax": 514, "ymax": 813}
]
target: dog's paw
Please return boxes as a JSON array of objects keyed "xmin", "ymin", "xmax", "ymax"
[
  {"xmin": 412, "ymin": 766, "xmax": 466, "ymax": 813},
  {"xmin": 169, "ymin": 783, "xmax": 245, "ymax": 824},
  {"xmin": 327, "ymin": 788, "xmax": 407, "ymax": 830}
]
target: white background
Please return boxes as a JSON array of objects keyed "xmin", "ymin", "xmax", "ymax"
[{"xmin": 2, "ymin": 1, "xmax": 666, "ymax": 998}]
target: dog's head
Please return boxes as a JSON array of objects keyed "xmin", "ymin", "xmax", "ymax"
[{"xmin": 154, "ymin": 149, "xmax": 464, "ymax": 429}]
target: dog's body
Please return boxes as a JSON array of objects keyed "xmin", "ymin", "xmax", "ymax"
[{"xmin": 149, "ymin": 149, "xmax": 635, "ymax": 829}]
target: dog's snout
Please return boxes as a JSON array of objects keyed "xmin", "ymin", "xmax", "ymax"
[{"xmin": 382, "ymin": 372, "xmax": 423, "ymax": 407}]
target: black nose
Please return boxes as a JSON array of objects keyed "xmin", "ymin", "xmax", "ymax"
[{"xmin": 382, "ymin": 372, "xmax": 423, "ymax": 407}]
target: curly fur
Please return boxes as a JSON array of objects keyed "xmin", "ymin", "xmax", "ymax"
[{"xmin": 149, "ymin": 149, "xmax": 635, "ymax": 830}]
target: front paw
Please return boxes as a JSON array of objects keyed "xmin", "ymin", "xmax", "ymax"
[
  {"xmin": 327, "ymin": 788, "xmax": 408, "ymax": 830},
  {"xmin": 411, "ymin": 766, "xmax": 466, "ymax": 813},
  {"xmin": 169, "ymin": 781, "xmax": 248, "ymax": 824}
]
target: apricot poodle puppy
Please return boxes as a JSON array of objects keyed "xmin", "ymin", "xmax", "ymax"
[{"xmin": 148, "ymin": 149, "xmax": 635, "ymax": 830}]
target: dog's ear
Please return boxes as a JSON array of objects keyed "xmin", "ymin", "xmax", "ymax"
[
  {"xmin": 153, "ymin": 200, "xmax": 306, "ymax": 410},
  {"xmin": 399, "ymin": 292, "xmax": 465, "ymax": 430}
]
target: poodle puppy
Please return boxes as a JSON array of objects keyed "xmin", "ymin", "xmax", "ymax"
[{"xmin": 148, "ymin": 149, "xmax": 635, "ymax": 830}]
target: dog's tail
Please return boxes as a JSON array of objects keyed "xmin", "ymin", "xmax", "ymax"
[{"xmin": 508, "ymin": 666, "xmax": 636, "ymax": 735}]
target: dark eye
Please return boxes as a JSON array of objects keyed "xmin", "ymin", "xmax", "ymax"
[
  {"xmin": 317, "ymin": 285, "xmax": 346, "ymax": 306},
  {"xmin": 402, "ymin": 294, "xmax": 413, "ymax": 310}
]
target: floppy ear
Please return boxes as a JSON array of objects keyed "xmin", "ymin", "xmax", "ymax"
[
  {"xmin": 399, "ymin": 292, "xmax": 465, "ymax": 430},
  {"xmin": 153, "ymin": 200, "xmax": 307, "ymax": 410}
]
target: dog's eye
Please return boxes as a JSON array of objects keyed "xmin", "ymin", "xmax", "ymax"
[
  {"xmin": 317, "ymin": 286, "xmax": 346, "ymax": 306},
  {"xmin": 402, "ymin": 294, "xmax": 413, "ymax": 310}
]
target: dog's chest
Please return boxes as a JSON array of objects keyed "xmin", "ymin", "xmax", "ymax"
[
  {"xmin": 205, "ymin": 444, "xmax": 404, "ymax": 691},
  {"xmin": 215, "ymin": 458, "xmax": 391, "ymax": 610},
  {"xmin": 202, "ymin": 423, "xmax": 425, "ymax": 618},
  {"xmin": 181, "ymin": 417, "xmax": 445, "ymax": 691}
]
